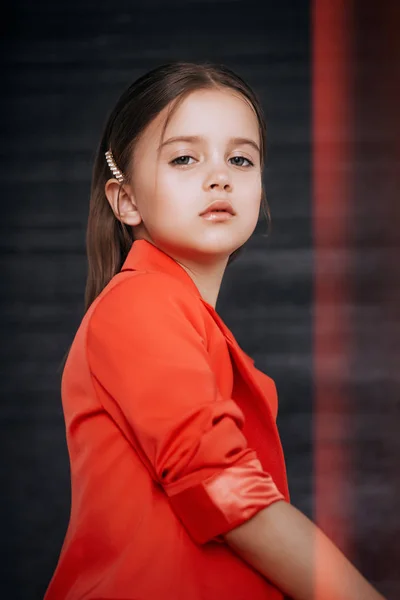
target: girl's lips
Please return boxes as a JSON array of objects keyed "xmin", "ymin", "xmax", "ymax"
[
  {"xmin": 199, "ymin": 200, "xmax": 235, "ymax": 215},
  {"xmin": 201, "ymin": 211, "xmax": 234, "ymax": 221}
]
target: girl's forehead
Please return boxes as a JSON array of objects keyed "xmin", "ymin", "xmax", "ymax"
[
  {"xmin": 169, "ymin": 89, "xmax": 255, "ymax": 121},
  {"xmin": 155, "ymin": 93, "xmax": 258, "ymax": 141}
]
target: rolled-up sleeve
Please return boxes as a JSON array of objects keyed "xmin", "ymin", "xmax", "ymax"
[{"xmin": 86, "ymin": 273, "xmax": 285, "ymax": 544}]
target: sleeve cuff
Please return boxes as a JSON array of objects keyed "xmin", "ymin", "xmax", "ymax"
[{"xmin": 165, "ymin": 456, "xmax": 285, "ymax": 544}]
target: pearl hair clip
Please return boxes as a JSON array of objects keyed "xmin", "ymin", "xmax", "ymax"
[{"xmin": 105, "ymin": 149, "xmax": 125, "ymax": 184}]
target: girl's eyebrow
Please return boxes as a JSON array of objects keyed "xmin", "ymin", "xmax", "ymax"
[{"xmin": 158, "ymin": 135, "xmax": 260, "ymax": 155}]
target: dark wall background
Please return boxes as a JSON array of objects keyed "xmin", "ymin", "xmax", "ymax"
[{"xmin": 1, "ymin": 1, "xmax": 398, "ymax": 599}]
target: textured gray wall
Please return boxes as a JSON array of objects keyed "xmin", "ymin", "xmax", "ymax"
[{"xmin": 1, "ymin": 1, "xmax": 398, "ymax": 599}]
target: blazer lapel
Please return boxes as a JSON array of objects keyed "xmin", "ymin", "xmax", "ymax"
[{"xmin": 201, "ymin": 303, "xmax": 290, "ymax": 501}]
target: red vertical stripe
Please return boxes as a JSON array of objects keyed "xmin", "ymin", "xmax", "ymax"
[{"xmin": 312, "ymin": 0, "xmax": 355, "ymax": 573}]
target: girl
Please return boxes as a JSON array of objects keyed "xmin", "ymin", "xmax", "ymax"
[{"xmin": 44, "ymin": 62, "xmax": 385, "ymax": 600}]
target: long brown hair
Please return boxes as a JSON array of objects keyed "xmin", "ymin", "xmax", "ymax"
[{"xmin": 85, "ymin": 61, "xmax": 271, "ymax": 313}]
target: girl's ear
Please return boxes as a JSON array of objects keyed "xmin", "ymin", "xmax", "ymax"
[{"xmin": 104, "ymin": 179, "xmax": 142, "ymax": 226}]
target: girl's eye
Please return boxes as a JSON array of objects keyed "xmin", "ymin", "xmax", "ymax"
[
  {"xmin": 170, "ymin": 155, "xmax": 254, "ymax": 167},
  {"xmin": 170, "ymin": 155, "xmax": 195, "ymax": 166},
  {"xmin": 230, "ymin": 156, "xmax": 254, "ymax": 168}
]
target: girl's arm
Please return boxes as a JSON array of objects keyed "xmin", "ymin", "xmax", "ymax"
[{"xmin": 223, "ymin": 500, "xmax": 386, "ymax": 600}]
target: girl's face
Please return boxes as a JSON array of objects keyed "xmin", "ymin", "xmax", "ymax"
[{"xmin": 128, "ymin": 88, "xmax": 262, "ymax": 263}]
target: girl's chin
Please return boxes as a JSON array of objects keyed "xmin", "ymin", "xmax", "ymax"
[
  {"xmin": 182, "ymin": 241, "xmax": 244, "ymax": 260},
  {"xmin": 152, "ymin": 228, "xmax": 252, "ymax": 257}
]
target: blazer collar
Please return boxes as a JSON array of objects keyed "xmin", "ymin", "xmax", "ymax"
[
  {"xmin": 120, "ymin": 240, "xmax": 236, "ymax": 332},
  {"xmin": 120, "ymin": 239, "xmax": 204, "ymax": 301},
  {"xmin": 120, "ymin": 239, "xmax": 240, "ymax": 345},
  {"xmin": 120, "ymin": 240, "xmax": 255, "ymax": 351}
]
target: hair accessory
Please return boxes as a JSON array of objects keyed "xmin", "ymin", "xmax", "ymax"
[{"xmin": 105, "ymin": 149, "xmax": 125, "ymax": 184}]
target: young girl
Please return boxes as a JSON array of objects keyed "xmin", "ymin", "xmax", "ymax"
[{"xmin": 44, "ymin": 62, "xmax": 385, "ymax": 600}]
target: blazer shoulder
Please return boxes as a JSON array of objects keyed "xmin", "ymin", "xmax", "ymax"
[{"xmin": 88, "ymin": 270, "xmax": 207, "ymax": 335}]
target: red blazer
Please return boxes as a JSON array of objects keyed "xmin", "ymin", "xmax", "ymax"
[{"xmin": 44, "ymin": 239, "xmax": 290, "ymax": 600}]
